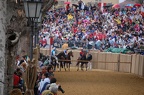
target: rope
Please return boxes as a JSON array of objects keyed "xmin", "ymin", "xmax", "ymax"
[{"xmin": 57, "ymin": 59, "xmax": 132, "ymax": 64}]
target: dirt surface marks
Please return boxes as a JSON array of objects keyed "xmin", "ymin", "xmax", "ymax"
[{"xmin": 55, "ymin": 68, "xmax": 144, "ymax": 95}]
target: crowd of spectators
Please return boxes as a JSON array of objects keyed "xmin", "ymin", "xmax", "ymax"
[
  {"xmin": 39, "ymin": 1, "xmax": 144, "ymax": 54},
  {"xmin": 13, "ymin": 55, "xmax": 64, "ymax": 95},
  {"xmin": 11, "ymin": 1, "xmax": 144, "ymax": 95}
]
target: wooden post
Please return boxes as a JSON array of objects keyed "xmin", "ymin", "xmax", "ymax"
[
  {"xmin": 37, "ymin": 44, "xmax": 40, "ymax": 59},
  {"xmin": 130, "ymin": 55, "xmax": 133, "ymax": 73},
  {"xmin": 117, "ymin": 54, "xmax": 120, "ymax": 72},
  {"xmin": 105, "ymin": 53, "xmax": 107, "ymax": 70},
  {"xmin": 96, "ymin": 52, "xmax": 99, "ymax": 69},
  {"xmin": 33, "ymin": 46, "xmax": 39, "ymax": 65}
]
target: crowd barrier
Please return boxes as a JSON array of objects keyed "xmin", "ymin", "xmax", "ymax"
[{"xmin": 40, "ymin": 48, "xmax": 144, "ymax": 77}]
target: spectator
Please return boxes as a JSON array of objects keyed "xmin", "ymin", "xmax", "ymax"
[
  {"xmin": 39, "ymin": 2, "xmax": 144, "ymax": 54},
  {"xmin": 13, "ymin": 71, "xmax": 20, "ymax": 89},
  {"xmin": 9, "ymin": 89, "xmax": 22, "ymax": 95},
  {"xmin": 38, "ymin": 73, "xmax": 50, "ymax": 94}
]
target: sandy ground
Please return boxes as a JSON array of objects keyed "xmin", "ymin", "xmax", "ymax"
[{"xmin": 54, "ymin": 68, "xmax": 144, "ymax": 95}]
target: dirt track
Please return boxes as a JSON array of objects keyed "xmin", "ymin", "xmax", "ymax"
[{"xmin": 55, "ymin": 68, "xmax": 144, "ymax": 95}]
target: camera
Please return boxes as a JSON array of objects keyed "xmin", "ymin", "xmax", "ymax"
[
  {"xmin": 58, "ymin": 86, "xmax": 65, "ymax": 93},
  {"xmin": 50, "ymin": 78, "xmax": 65, "ymax": 93}
]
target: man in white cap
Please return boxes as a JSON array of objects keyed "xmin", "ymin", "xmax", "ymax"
[
  {"xmin": 49, "ymin": 83, "xmax": 59, "ymax": 95},
  {"xmin": 49, "ymin": 77, "xmax": 65, "ymax": 94}
]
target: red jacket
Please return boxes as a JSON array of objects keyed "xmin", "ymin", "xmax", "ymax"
[
  {"xmin": 80, "ymin": 51, "xmax": 84, "ymax": 57},
  {"xmin": 13, "ymin": 74, "xmax": 20, "ymax": 86}
]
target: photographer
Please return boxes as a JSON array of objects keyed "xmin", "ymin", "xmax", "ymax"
[
  {"xmin": 42, "ymin": 78, "xmax": 65, "ymax": 95},
  {"xmin": 50, "ymin": 78, "xmax": 65, "ymax": 94}
]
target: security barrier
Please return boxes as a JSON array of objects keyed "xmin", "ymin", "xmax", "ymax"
[
  {"xmin": 106, "ymin": 53, "xmax": 119, "ymax": 71},
  {"xmin": 131, "ymin": 54, "xmax": 144, "ymax": 76},
  {"xmin": 119, "ymin": 54, "xmax": 132, "ymax": 73},
  {"xmin": 40, "ymin": 48, "xmax": 144, "ymax": 77}
]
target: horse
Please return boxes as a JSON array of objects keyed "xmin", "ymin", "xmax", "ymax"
[
  {"xmin": 57, "ymin": 51, "xmax": 73, "ymax": 71},
  {"xmin": 56, "ymin": 51, "xmax": 66, "ymax": 71},
  {"xmin": 63, "ymin": 51, "xmax": 73, "ymax": 71},
  {"xmin": 50, "ymin": 55, "xmax": 59, "ymax": 71},
  {"xmin": 39, "ymin": 53, "xmax": 57, "ymax": 71},
  {"xmin": 39, "ymin": 52, "xmax": 62, "ymax": 71},
  {"xmin": 39, "ymin": 51, "xmax": 73, "ymax": 71},
  {"xmin": 76, "ymin": 52, "xmax": 92, "ymax": 71}
]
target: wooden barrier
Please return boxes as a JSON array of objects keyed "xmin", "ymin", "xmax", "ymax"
[
  {"xmin": 40, "ymin": 48, "xmax": 48, "ymax": 55},
  {"xmin": 131, "ymin": 54, "xmax": 137, "ymax": 74},
  {"xmin": 89, "ymin": 52, "xmax": 98, "ymax": 69},
  {"xmin": 119, "ymin": 54, "xmax": 132, "ymax": 73},
  {"xmin": 132, "ymin": 54, "xmax": 139, "ymax": 75},
  {"xmin": 131, "ymin": 54, "xmax": 144, "ymax": 77},
  {"xmin": 40, "ymin": 48, "xmax": 144, "ymax": 77},
  {"xmin": 97, "ymin": 52, "xmax": 106, "ymax": 70},
  {"xmin": 138, "ymin": 55, "xmax": 144, "ymax": 76},
  {"xmin": 134, "ymin": 54, "xmax": 140, "ymax": 75},
  {"xmin": 71, "ymin": 50, "xmax": 79, "ymax": 66},
  {"xmin": 106, "ymin": 53, "xmax": 119, "ymax": 71}
]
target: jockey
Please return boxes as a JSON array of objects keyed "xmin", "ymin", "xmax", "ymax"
[
  {"xmin": 51, "ymin": 47, "xmax": 56, "ymax": 56},
  {"xmin": 63, "ymin": 49, "xmax": 68, "ymax": 58},
  {"xmin": 77, "ymin": 49, "xmax": 85, "ymax": 60},
  {"xmin": 80, "ymin": 49, "xmax": 84, "ymax": 57},
  {"xmin": 51, "ymin": 47, "xmax": 58, "ymax": 63}
]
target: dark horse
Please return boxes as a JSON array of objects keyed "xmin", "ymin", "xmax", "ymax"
[
  {"xmin": 50, "ymin": 56, "xmax": 59, "ymax": 71},
  {"xmin": 57, "ymin": 51, "xmax": 73, "ymax": 71},
  {"xmin": 76, "ymin": 52, "xmax": 92, "ymax": 71},
  {"xmin": 64, "ymin": 51, "xmax": 73, "ymax": 71},
  {"xmin": 39, "ymin": 51, "xmax": 73, "ymax": 71},
  {"xmin": 39, "ymin": 53, "xmax": 59, "ymax": 71}
]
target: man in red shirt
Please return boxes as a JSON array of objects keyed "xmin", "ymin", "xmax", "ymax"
[
  {"xmin": 13, "ymin": 72, "xmax": 20, "ymax": 89},
  {"xmin": 79, "ymin": 49, "xmax": 84, "ymax": 58}
]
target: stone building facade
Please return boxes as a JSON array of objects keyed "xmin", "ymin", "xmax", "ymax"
[{"xmin": 57, "ymin": 0, "xmax": 119, "ymax": 6}]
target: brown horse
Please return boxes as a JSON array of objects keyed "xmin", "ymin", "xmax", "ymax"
[
  {"xmin": 51, "ymin": 51, "xmax": 73, "ymax": 71},
  {"xmin": 76, "ymin": 51, "xmax": 92, "ymax": 71}
]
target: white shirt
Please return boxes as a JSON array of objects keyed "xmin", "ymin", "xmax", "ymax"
[{"xmin": 39, "ymin": 78, "xmax": 50, "ymax": 92}]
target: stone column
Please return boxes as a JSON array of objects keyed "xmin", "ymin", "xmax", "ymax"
[{"xmin": 0, "ymin": 0, "xmax": 6, "ymax": 95}]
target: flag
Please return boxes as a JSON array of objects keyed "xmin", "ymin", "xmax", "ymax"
[{"xmin": 101, "ymin": 3, "xmax": 104, "ymax": 13}]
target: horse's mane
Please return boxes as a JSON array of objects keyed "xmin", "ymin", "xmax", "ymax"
[
  {"xmin": 68, "ymin": 51, "xmax": 73, "ymax": 56},
  {"xmin": 68, "ymin": 51, "xmax": 72, "ymax": 54}
]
